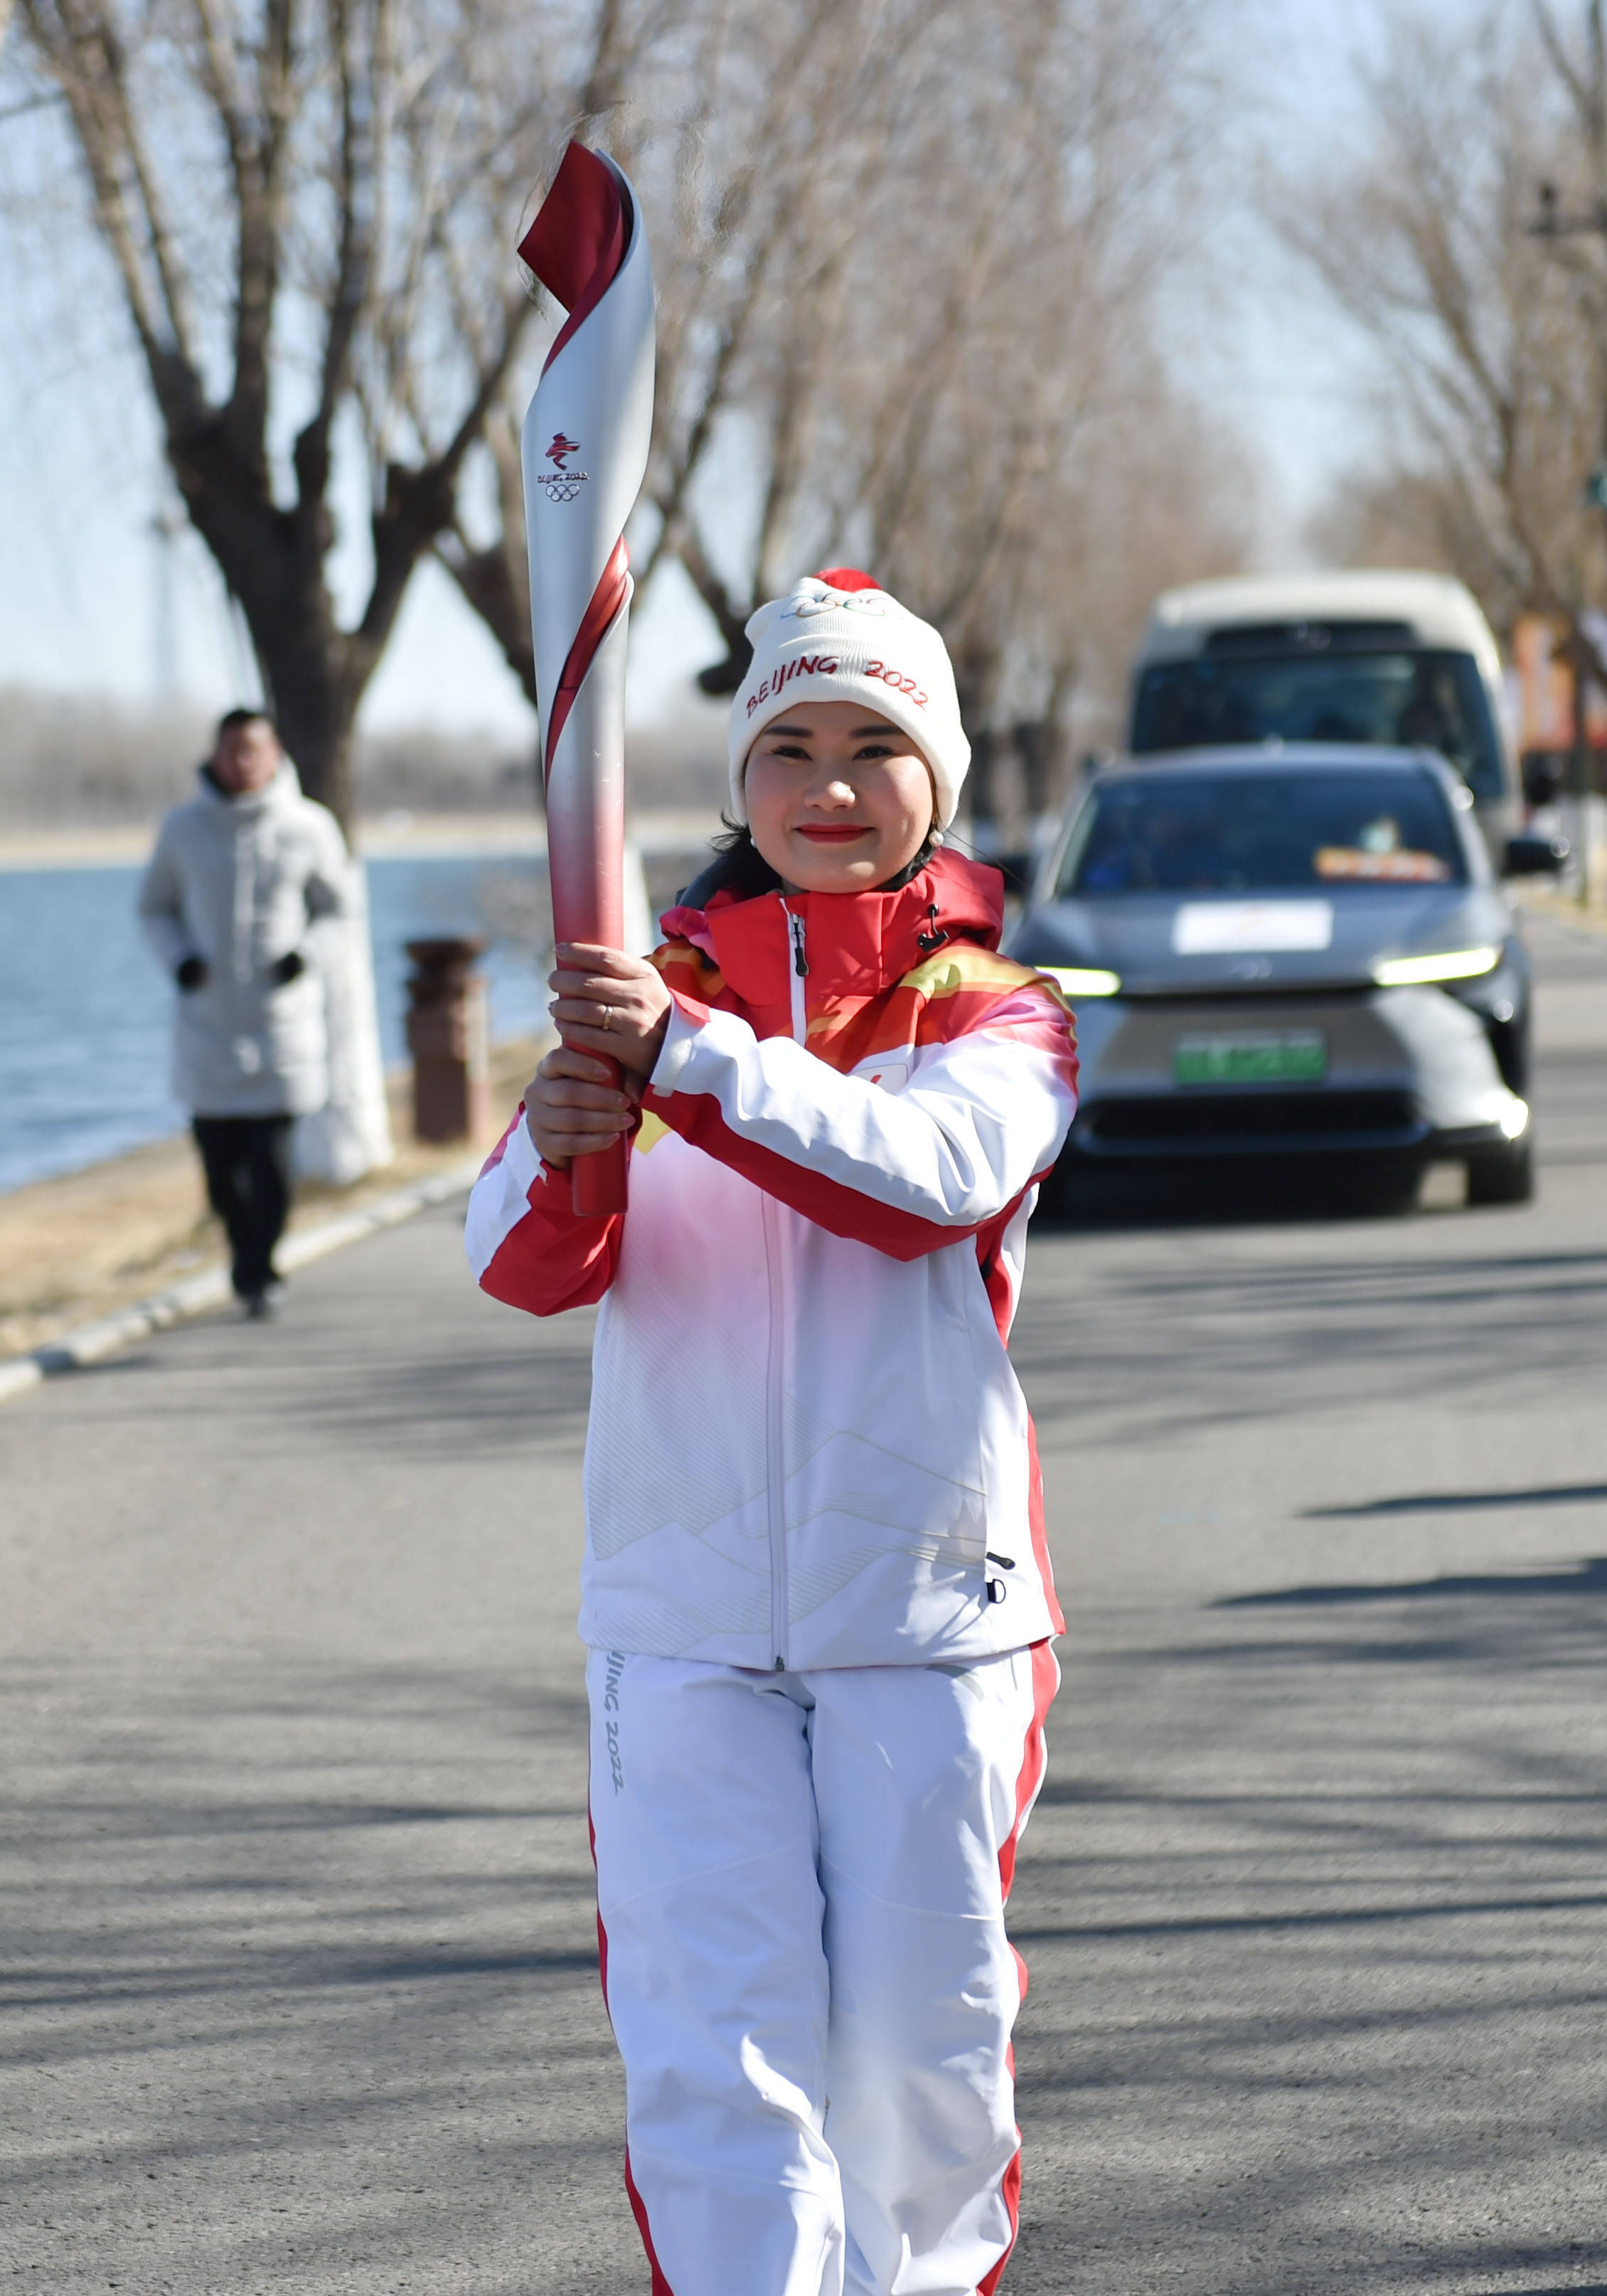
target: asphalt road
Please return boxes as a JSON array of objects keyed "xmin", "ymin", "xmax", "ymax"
[{"xmin": 4, "ymin": 909, "xmax": 1606, "ymax": 2296}]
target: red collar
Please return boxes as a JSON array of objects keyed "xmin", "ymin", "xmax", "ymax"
[{"xmin": 662, "ymin": 849, "xmax": 1004, "ymax": 1019}]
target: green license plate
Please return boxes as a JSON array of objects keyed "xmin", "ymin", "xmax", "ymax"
[{"xmin": 1174, "ymin": 1031, "xmax": 1328, "ymax": 1085}]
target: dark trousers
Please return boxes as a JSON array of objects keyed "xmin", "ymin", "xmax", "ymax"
[{"xmin": 193, "ymin": 1115, "xmax": 294, "ymax": 1298}]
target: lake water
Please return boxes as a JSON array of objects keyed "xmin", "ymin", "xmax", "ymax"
[{"xmin": 0, "ymin": 852, "xmax": 553, "ymax": 1193}]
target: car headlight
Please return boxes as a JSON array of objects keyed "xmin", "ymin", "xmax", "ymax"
[
  {"xmin": 1038, "ymin": 965, "xmax": 1121, "ymax": 997},
  {"xmin": 1372, "ymin": 945, "xmax": 1501, "ymax": 987}
]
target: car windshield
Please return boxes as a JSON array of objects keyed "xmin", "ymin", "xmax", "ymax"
[
  {"xmin": 1131, "ymin": 648, "xmax": 1504, "ymax": 799},
  {"xmin": 1059, "ymin": 768, "xmax": 1468, "ymax": 896}
]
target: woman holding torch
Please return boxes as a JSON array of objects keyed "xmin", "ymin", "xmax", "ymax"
[{"xmin": 466, "ymin": 568, "xmax": 1079, "ymax": 2295}]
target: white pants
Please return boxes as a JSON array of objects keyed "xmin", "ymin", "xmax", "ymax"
[{"xmin": 584, "ymin": 1643, "xmax": 1059, "ymax": 2296}]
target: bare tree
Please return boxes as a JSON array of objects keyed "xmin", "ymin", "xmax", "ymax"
[
  {"xmin": 1283, "ymin": 1, "xmax": 1607, "ymax": 665},
  {"xmin": 808, "ymin": 0, "xmax": 1242, "ymax": 816},
  {"xmin": 438, "ymin": 0, "xmax": 952, "ymax": 701},
  {"xmin": 439, "ymin": 0, "xmax": 1242, "ymax": 817},
  {"xmin": 3, "ymin": 0, "xmax": 677, "ymax": 822},
  {"xmin": 1305, "ymin": 462, "xmax": 1536, "ymax": 637}
]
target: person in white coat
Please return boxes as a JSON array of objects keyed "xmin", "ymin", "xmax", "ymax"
[{"xmin": 139, "ymin": 708, "xmax": 351, "ymax": 1315}]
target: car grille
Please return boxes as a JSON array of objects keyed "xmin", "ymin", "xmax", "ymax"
[{"xmin": 1082, "ymin": 1089, "xmax": 1421, "ymax": 1149}]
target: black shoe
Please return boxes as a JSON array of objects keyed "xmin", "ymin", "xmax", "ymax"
[{"xmin": 242, "ymin": 1281, "xmax": 284, "ymax": 1320}]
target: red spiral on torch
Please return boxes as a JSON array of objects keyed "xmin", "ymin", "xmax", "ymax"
[
  {"xmin": 520, "ymin": 147, "xmax": 636, "ymax": 787},
  {"xmin": 544, "ymin": 536, "xmax": 631, "ymax": 782},
  {"xmin": 518, "ymin": 143, "xmax": 632, "ymax": 373},
  {"xmin": 518, "ymin": 144, "xmax": 640, "ymax": 1217}
]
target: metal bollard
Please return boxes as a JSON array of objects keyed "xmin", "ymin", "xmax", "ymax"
[{"xmin": 405, "ymin": 937, "xmax": 492, "ymax": 1144}]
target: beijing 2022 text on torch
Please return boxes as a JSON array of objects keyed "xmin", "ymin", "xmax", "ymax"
[{"xmin": 518, "ymin": 142, "xmax": 655, "ymax": 1215}]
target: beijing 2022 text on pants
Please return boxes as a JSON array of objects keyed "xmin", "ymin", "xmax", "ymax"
[
  {"xmin": 191, "ymin": 1114, "xmax": 294, "ymax": 1298},
  {"xmin": 585, "ymin": 1642, "xmax": 1059, "ymax": 2296}
]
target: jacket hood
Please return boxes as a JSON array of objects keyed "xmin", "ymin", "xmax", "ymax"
[
  {"xmin": 194, "ymin": 758, "xmax": 304, "ymax": 813},
  {"xmin": 660, "ymin": 846, "xmax": 1005, "ymax": 1019}
]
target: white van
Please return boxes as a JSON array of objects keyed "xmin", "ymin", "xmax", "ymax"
[{"xmin": 1129, "ymin": 570, "xmax": 1521, "ymax": 858}]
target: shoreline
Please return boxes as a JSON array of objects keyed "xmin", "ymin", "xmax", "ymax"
[
  {"xmin": 0, "ymin": 1038, "xmax": 543, "ymax": 1363},
  {"xmin": 0, "ymin": 806, "xmax": 721, "ymax": 869}
]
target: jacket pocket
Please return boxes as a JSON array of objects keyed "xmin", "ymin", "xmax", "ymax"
[{"xmin": 779, "ymin": 1231, "xmax": 989, "ymax": 1567}]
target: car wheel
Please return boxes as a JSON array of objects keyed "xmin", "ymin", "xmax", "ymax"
[{"xmin": 1466, "ymin": 1137, "xmax": 1534, "ymax": 1206}]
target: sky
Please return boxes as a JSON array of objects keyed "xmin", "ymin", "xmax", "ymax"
[{"xmin": 0, "ymin": 0, "xmax": 1460, "ymax": 748}]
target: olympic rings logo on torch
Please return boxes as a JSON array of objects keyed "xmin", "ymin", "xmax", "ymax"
[
  {"xmin": 538, "ymin": 431, "xmax": 588, "ymax": 504},
  {"xmin": 517, "ymin": 144, "xmax": 656, "ymax": 1216}
]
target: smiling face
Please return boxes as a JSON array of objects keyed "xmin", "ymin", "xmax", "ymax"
[{"xmin": 743, "ymin": 701, "xmax": 936, "ymax": 893}]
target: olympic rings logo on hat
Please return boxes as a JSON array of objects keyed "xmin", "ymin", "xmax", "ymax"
[{"xmin": 785, "ymin": 583, "xmax": 887, "ymax": 621}]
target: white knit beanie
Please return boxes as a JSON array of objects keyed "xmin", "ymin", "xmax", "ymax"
[{"xmin": 728, "ymin": 569, "xmax": 971, "ymax": 829}]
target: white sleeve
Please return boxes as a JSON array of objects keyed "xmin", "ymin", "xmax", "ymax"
[{"xmin": 645, "ymin": 986, "xmax": 1077, "ymax": 1248}]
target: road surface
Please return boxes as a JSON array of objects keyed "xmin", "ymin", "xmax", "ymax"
[{"xmin": 3, "ymin": 909, "xmax": 1605, "ymax": 2294}]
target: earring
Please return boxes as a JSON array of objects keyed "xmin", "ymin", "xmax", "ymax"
[{"xmin": 930, "ymin": 828, "xmax": 944, "ymax": 847}]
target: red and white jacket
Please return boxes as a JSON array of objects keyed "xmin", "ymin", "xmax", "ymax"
[{"xmin": 465, "ymin": 850, "xmax": 1078, "ymax": 1670}]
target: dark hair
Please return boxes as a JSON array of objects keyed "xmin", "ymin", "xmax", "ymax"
[
  {"xmin": 675, "ymin": 815, "xmax": 940, "ymax": 911},
  {"xmin": 215, "ymin": 706, "xmax": 277, "ymax": 740}
]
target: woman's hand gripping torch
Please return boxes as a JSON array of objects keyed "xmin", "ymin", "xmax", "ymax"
[{"xmin": 518, "ymin": 143, "xmax": 655, "ymax": 1215}]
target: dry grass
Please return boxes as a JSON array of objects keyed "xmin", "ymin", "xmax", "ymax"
[{"xmin": 0, "ymin": 1038, "xmax": 543, "ymax": 1361}]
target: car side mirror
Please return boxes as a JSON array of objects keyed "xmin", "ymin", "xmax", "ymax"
[{"xmin": 1503, "ymin": 831, "xmax": 1570, "ymax": 876}]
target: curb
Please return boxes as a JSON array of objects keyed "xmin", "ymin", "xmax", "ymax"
[
  {"xmin": 1512, "ymin": 888, "xmax": 1607, "ymax": 939},
  {"xmin": 0, "ymin": 1154, "xmax": 485, "ymax": 1411}
]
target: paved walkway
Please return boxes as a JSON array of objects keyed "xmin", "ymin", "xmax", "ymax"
[{"xmin": 4, "ymin": 912, "xmax": 1606, "ymax": 2295}]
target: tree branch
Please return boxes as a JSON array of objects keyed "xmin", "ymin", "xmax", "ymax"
[
  {"xmin": 20, "ymin": 0, "xmax": 201, "ymax": 419},
  {"xmin": 294, "ymin": 0, "xmax": 386, "ymax": 518}
]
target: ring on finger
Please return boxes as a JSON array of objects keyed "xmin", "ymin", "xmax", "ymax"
[{"xmin": 600, "ymin": 1004, "xmax": 614, "ymax": 1032}]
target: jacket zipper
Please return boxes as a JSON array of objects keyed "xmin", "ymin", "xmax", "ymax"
[
  {"xmin": 763, "ymin": 901, "xmax": 806, "ymax": 1669},
  {"xmin": 761, "ymin": 1189, "xmax": 789, "ymax": 1668},
  {"xmin": 787, "ymin": 908, "xmax": 808, "ymax": 1045},
  {"xmin": 233, "ymin": 824, "xmax": 255, "ymax": 982}
]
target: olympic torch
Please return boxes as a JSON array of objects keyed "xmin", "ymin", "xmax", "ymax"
[{"xmin": 518, "ymin": 142, "xmax": 655, "ymax": 1215}]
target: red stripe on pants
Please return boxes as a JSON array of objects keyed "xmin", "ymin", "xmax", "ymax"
[
  {"xmin": 978, "ymin": 1638, "xmax": 1059, "ymax": 2296},
  {"xmin": 623, "ymin": 2151, "xmax": 676, "ymax": 2296},
  {"xmin": 589, "ymin": 1800, "xmax": 678, "ymax": 2295}
]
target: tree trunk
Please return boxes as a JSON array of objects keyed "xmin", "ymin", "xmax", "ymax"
[
  {"xmin": 168, "ymin": 459, "xmax": 365, "ymax": 825},
  {"xmin": 14, "ymin": 0, "xmax": 540, "ymax": 837},
  {"xmin": 257, "ymin": 637, "xmax": 365, "ymax": 828}
]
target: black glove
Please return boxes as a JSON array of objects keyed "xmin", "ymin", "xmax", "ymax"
[
  {"xmin": 270, "ymin": 950, "xmax": 306, "ymax": 986},
  {"xmin": 175, "ymin": 955, "xmax": 207, "ymax": 992}
]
